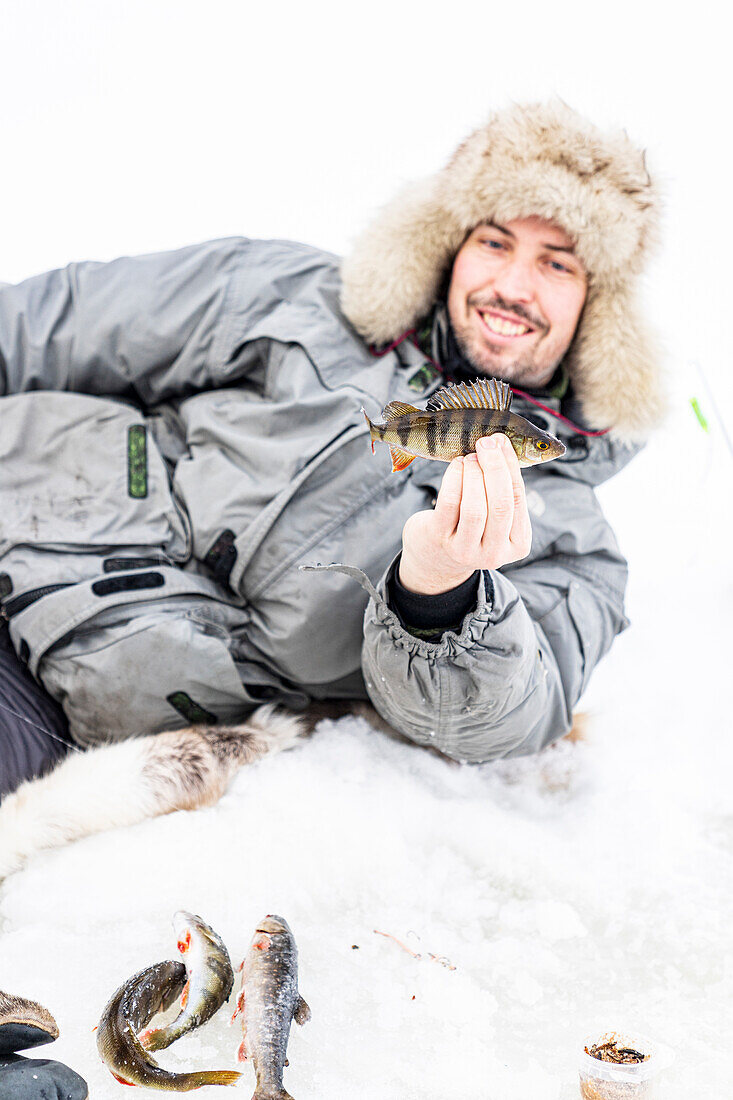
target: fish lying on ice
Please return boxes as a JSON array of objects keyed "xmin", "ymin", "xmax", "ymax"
[
  {"xmin": 139, "ymin": 911, "xmax": 234, "ymax": 1051},
  {"xmin": 362, "ymin": 376, "xmax": 566, "ymax": 471},
  {"xmin": 96, "ymin": 960, "xmax": 241, "ymax": 1090},
  {"xmin": 232, "ymin": 915, "xmax": 311, "ymax": 1100}
]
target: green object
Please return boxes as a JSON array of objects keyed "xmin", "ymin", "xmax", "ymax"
[
  {"xmin": 166, "ymin": 692, "xmax": 218, "ymax": 725},
  {"xmin": 407, "ymin": 362, "xmax": 442, "ymax": 393},
  {"xmin": 690, "ymin": 397, "xmax": 709, "ymax": 432},
  {"xmin": 127, "ymin": 426, "xmax": 148, "ymax": 498}
]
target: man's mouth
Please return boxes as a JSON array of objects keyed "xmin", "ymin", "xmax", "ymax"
[{"xmin": 477, "ymin": 308, "xmax": 537, "ymax": 340}]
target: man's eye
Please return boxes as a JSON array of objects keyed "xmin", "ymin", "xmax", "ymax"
[
  {"xmin": 481, "ymin": 239, "xmax": 505, "ymax": 251},
  {"xmin": 548, "ymin": 259, "xmax": 571, "ymax": 273}
]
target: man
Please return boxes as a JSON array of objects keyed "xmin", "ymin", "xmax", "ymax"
[{"xmin": 0, "ymin": 100, "xmax": 662, "ymax": 860}]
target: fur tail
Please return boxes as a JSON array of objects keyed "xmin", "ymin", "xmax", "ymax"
[{"xmin": 0, "ymin": 705, "xmax": 304, "ymax": 882}]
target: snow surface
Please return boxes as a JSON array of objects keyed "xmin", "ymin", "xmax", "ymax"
[
  {"xmin": 1, "ymin": 2, "xmax": 732, "ymax": 1096},
  {"xmin": 0, "ymin": 384, "xmax": 730, "ymax": 1098}
]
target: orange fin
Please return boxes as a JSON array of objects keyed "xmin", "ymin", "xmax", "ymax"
[
  {"xmin": 111, "ymin": 1072, "xmax": 135, "ymax": 1086},
  {"xmin": 389, "ymin": 445, "xmax": 416, "ymax": 472}
]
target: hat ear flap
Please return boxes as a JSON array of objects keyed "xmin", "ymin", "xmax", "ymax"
[
  {"xmin": 340, "ymin": 180, "xmax": 465, "ymax": 346},
  {"xmin": 567, "ymin": 281, "xmax": 666, "ymax": 442}
]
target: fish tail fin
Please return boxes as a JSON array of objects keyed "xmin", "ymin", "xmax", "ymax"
[
  {"xmin": 178, "ymin": 1068, "xmax": 243, "ymax": 1087},
  {"xmin": 137, "ymin": 1025, "xmax": 161, "ymax": 1049},
  {"xmin": 362, "ymin": 407, "xmax": 378, "ymax": 453}
]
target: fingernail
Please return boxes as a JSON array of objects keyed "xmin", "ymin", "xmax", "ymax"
[{"xmin": 477, "ymin": 436, "xmax": 496, "ymax": 450}]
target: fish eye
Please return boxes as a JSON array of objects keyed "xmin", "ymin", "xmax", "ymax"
[{"xmin": 535, "ymin": 440, "xmax": 549, "ymax": 450}]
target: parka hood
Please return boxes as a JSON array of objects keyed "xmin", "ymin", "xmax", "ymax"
[{"xmin": 340, "ymin": 100, "xmax": 665, "ymax": 443}]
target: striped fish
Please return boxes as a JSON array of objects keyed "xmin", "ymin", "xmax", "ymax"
[{"xmin": 362, "ymin": 377, "xmax": 566, "ymax": 472}]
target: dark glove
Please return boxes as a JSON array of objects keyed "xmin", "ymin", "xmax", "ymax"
[
  {"xmin": 0, "ymin": 1054, "xmax": 88, "ymax": 1099},
  {"xmin": 0, "ymin": 992, "xmax": 87, "ymax": 1098},
  {"xmin": 0, "ymin": 991, "xmax": 58, "ymax": 1056}
]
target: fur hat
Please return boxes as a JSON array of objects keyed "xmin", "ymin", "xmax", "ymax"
[{"xmin": 340, "ymin": 101, "xmax": 663, "ymax": 440}]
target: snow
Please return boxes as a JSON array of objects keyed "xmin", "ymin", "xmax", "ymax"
[
  {"xmin": 1, "ymin": 391, "xmax": 730, "ymax": 1097},
  {"xmin": 1, "ymin": 2, "xmax": 732, "ymax": 1096}
]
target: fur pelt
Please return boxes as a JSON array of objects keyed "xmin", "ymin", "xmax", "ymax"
[
  {"xmin": 0, "ymin": 706, "xmax": 304, "ymax": 882},
  {"xmin": 0, "ymin": 990, "xmax": 58, "ymax": 1038},
  {"xmin": 340, "ymin": 100, "xmax": 664, "ymax": 441}
]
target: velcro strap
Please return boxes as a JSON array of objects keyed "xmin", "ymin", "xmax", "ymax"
[{"xmin": 9, "ymin": 567, "xmax": 232, "ymax": 677}]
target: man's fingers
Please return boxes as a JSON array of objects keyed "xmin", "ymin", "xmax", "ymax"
[
  {"xmin": 503, "ymin": 436, "xmax": 532, "ymax": 553},
  {"xmin": 475, "ymin": 435, "xmax": 514, "ymax": 546},
  {"xmin": 432, "ymin": 457, "xmax": 464, "ymax": 537},
  {"xmin": 454, "ymin": 452, "xmax": 488, "ymax": 550}
]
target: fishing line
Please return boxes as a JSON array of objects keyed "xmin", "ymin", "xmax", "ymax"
[{"xmin": 0, "ymin": 698, "xmax": 83, "ymax": 754}]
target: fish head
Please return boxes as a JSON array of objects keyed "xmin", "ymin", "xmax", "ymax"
[
  {"xmin": 255, "ymin": 914, "xmax": 292, "ymax": 938},
  {"xmin": 512, "ymin": 420, "xmax": 566, "ymax": 466},
  {"xmin": 173, "ymin": 910, "xmax": 206, "ymax": 960}
]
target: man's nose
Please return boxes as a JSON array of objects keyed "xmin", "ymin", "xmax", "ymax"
[{"xmin": 490, "ymin": 255, "xmax": 535, "ymax": 304}]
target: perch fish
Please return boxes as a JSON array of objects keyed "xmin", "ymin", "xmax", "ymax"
[
  {"xmin": 139, "ymin": 910, "xmax": 234, "ymax": 1051},
  {"xmin": 363, "ymin": 376, "xmax": 566, "ymax": 471},
  {"xmin": 96, "ymin": 960, "xmax": 241, "ymax": 1090}
]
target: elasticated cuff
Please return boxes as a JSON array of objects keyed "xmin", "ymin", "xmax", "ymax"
[{"xmin": 387, "ymin": 558, "xmax": 481, "ymax": 640}]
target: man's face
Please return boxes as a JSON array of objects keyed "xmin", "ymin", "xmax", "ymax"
[{"xmin": 446, "ymin": 216, "xmax": 587, "ymax": 387}]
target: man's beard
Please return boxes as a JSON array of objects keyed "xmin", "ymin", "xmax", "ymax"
[{"xmin": 450, "ymin": 295, "xmax": 562, "ymax": 388}]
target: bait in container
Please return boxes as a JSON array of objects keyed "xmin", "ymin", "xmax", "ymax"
[{"xmin": 578, "ymin": 1031, "xmax": 672, "ymax": 1099}]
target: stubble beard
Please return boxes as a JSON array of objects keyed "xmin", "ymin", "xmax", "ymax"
[{"xmin": 450, "ymin": 315, "xmax": 563, "ymax": 389}]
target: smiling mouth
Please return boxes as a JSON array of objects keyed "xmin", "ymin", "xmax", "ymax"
[{"xmin": 478, "ymin": 309, "xmax": 536, "ymax": 338}]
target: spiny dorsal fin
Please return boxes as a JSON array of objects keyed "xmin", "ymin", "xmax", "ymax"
[
  {"xmin": 425, "ymin": 378, "xmax": 512, "ymax": 413},
  {"xmin": 382, "ymin": 400, "xmax": 419, "ymax": 420}
]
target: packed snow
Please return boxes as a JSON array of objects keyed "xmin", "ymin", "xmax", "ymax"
[
  {"xmin": 1, "ymin": 3, "xmax": 731, "ymax": 1096},
  {"xmin": 0, "ymin": 384, "xmax": 729, "ymax": 1098}
]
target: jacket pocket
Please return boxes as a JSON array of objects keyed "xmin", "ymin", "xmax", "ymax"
[
  {"xmin": 7, "ymin": 566, "xmax": 259, "ymax": 745},
  {"xmin": 0, "ymin": 392, "xmax": 189, "ymax": 558}
]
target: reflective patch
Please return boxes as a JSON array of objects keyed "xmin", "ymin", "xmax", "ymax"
[
  {"xmin": 92, "ymin": 571, "xmax": 165, "ymax": 597},
  {"xmin": 166, "ymin": 691, "xmax": 218, "ymax": 725},
  {"xmin": 526, "ymin": 489, "xmax": 546, "ymax": 517},
  {"xmin": 127, "ymin": 425, "xmax": 148, "ymax": 498},
  {"xmin": 204, "ymin": 529, "xmax": 237, "ymax": 586}
]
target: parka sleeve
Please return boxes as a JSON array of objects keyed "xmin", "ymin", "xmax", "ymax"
[
  {"xmin": 0, "ymin": 237, "xmax": 279, "ymax": 403},
  {"xmin": 359, "ymin": 489, "xmax": 630, "ymax": 762}
]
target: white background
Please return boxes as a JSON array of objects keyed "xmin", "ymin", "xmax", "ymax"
[{"xmin": 0, "ymin": 2, "xmax": 731, "ymax": 1098}]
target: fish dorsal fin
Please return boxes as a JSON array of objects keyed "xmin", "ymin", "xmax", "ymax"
[
  {"xmin": 425, "ymin": 378, "xmax": 512, "ymax": 412},
  {"xmin": 382, "ymin": 400, "xmax": 419, "ymax": 420}
]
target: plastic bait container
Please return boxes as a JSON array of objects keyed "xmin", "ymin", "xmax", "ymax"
[{"xmin": 578, "ymin": 1031, "xmax": 673, "ymax": 1099}]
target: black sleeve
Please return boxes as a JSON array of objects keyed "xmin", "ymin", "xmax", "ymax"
[{"xmin": 386, "ymin": 557, "xmax": 482, "ymax": 641}]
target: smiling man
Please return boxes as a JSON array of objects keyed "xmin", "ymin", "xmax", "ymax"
[
  {"xmin": 0, "ymin": 102, "xmax": 663, "ymax": 878},
  {"xmin": 447, "ymin": 218, "xmax": 588, "ymax": 386}
]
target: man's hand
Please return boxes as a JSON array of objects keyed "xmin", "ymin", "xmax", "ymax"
[{"xmin": 398, "ymin": 434, "xmax": 532, "ymax": 595}]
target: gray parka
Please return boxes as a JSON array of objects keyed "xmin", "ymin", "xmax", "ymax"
[{"xmin": 0, "ymin": 238, "xmax": 634, "ymax": 761}]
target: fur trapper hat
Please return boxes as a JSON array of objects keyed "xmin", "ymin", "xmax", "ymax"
[{"xmin": 340, "ymin": 101, "xmax": 663, "ymax": 440}]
